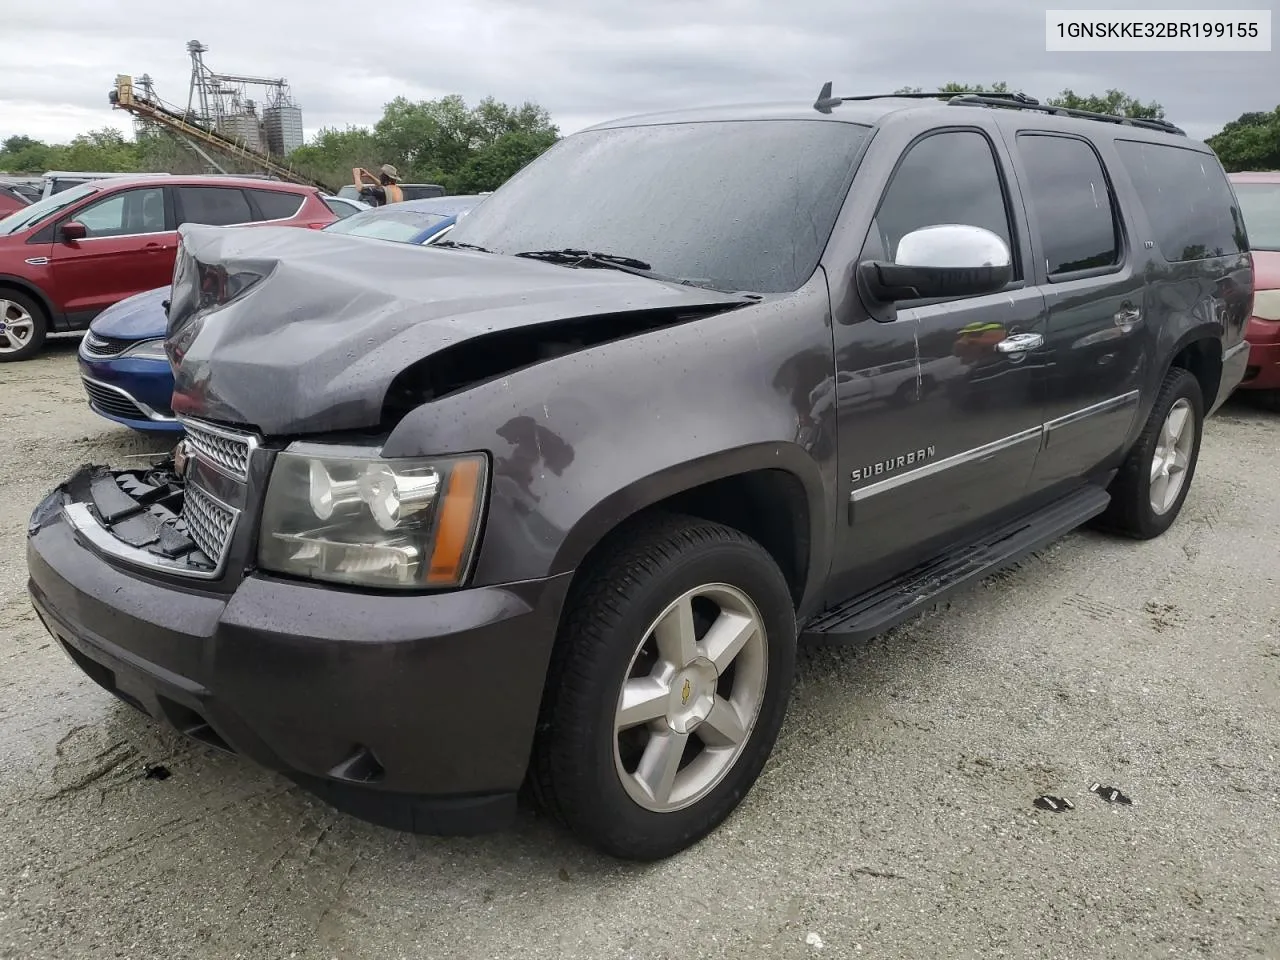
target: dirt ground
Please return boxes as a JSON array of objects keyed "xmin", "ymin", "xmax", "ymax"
[{"xmin": 1, "ymin": 338, "xmax": 1278, "ymax": 959}]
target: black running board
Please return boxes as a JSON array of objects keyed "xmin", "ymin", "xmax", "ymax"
[{"xmin": 801, "ymin": 484, "xmax": 1111, "ymax": 644}]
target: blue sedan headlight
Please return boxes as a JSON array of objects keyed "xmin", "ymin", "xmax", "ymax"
[{"xmin": 119, "ymin": 339, "xmax": 169, "ymax": 361}]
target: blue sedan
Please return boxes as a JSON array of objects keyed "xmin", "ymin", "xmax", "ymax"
[{"xmin": 77, "ymin": 195, "xmax": 486, "ymax": 434}]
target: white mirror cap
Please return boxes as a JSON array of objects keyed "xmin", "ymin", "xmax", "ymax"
[{"xmin": 895, "ymin": 224, "xmax": 1012, "ymax": 269}]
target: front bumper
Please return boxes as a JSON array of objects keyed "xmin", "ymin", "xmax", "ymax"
[
  {"xmin": 27, "ymin": 482, "xmax": 571, "ymax": 834},
  {"xmin": 77, "ymin": 349, "xmax": 182, "ymax": 433},
  {"xmin": 1212, "ymin": 339, "xmax": 1252, "ymax": 413},
  {"xmin": 1239, "ymin": 317, "xmax": 1280, "ymax": 392}
]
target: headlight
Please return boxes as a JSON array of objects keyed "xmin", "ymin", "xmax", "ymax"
[
  {"xmin": 120, "ymin": 338, "xmax": 169, "ymax": 361},
  {"xmin": 1254, "ymin": 288, "xmax": 1280, "ymax": 322},
  {"xmin": 258, "ymin": 444, "xmax": 488, "ymax": 589}
]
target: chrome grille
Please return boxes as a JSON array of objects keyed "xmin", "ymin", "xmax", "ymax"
[
  {"xmin": 81, "ymin": 332, "xmax": 135, "ymax": 358},
  {"xmin": 180, "ymin": 418, "xmax": 255, "ymax": 480},
  {"xmin": 182, "ymin": 484, "xmax": 236, "ymax": 565}
]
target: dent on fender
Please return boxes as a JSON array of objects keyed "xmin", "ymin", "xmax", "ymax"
[{"xmin": 381, "ymin": 276, "xmax": 840, "ymax": 596}]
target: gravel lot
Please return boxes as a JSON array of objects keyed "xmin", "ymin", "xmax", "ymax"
[{"xmin": 1, "ymin": 339, "xmax": 1278, "ymax": 960}]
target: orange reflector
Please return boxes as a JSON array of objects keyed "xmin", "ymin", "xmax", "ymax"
[{"xmin": 427, "ymin": 458, "xmax": 482, "ymax": 584}]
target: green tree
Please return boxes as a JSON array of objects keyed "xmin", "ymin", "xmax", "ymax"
[
  {"xmin": 1205, "ymin": 107, "xmax": 1280, "ymax": 171},
  {"xmin": 894, "ymin": 82, "xmax": 1163, "ymax": 119},
  {"xmin": 1048, "ymin": 88, "xmax": 1164, "ymax": 119},
  {"xmin": 0, "ymin": 134, "xmax": 58, "ymax": 173},
  {"xmin": 289, "ymin": 125, "xmax": 382, "ymax": 188},
  {"xmin": 58, "ymin": 127, "xmax": 139, "ymax": 171},
  {"xmin": 447, "ymin": 128, "xmax": 560, "ymax": 193}
]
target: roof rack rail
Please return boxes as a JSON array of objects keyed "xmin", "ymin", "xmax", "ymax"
[
  {"xmin": 946, "ymin": 94, "xmax": 1186, "ymax": 135},
  {"xmin": 811, "ymin": 82, "xmax": 1185, "ymax": 136},
  {"xmin": 812, "ymin": 81, "xmax": 1039, "ymax": 114}
]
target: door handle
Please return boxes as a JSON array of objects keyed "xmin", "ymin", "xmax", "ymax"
[
  {"xmin": 996, "ymin": 332, "xmax": 1043, "ymax": 353},
  {"xmin": 1114, "ymin": 305, "xmax": 1141, "ymax": 327}
]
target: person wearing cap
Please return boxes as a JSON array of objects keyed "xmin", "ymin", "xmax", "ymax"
[{"xmin": 358, "ymin": 164, "xmax": 405, "ymax": 206}]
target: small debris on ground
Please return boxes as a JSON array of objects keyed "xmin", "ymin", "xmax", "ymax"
[
  {"xmin": 1089, "ymin": 782, "xmax": 1133, "ymax": 805},
  {"xmin": 1033, "ymin": 795, "xmax": 1073, "ymax": 812},
  {"xmin": 142, "ymin": 764, "xmax": 171, "ymax": 781},
  {"xmin": 806, "ymin": 932, "xmax": 825, "ymax": 950}
]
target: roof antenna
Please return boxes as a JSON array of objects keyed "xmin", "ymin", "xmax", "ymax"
[{"xmin": 814, "ymin": 81, "xmax": 840, "ymax": 114}]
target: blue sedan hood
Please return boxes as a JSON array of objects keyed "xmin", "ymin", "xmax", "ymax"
[{"xmin": 89, "ymin": 285, "xmax": 171, "ymax": 340}]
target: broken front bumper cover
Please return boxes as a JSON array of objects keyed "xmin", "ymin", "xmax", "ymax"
[{"xmin": 25, "ymin": 467, "xmax": 571, "ymax": 834}]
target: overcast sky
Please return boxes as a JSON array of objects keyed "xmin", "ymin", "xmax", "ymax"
[{"xmin": 2, "ymin": 0, "xmax": 1275, "ymax": 148}]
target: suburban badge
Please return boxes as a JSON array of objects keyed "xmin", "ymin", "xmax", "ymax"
[{"xmin": 851, "ymin": 445, "xmax": 937, "ymax": 483}]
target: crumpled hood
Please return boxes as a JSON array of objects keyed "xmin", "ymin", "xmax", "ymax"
[
  {"xmin": 167, "ymin": 223, "xmax": 751, "ymax": 435},
  {"xmin": 90, "ymin": 284, "xmax": 170, "ymax": 340}
]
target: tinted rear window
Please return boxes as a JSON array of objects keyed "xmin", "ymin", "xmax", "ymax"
[
  {"xmin": 1114, "ymin": 140, "xmax": 1246, "ymax": 262},
  {"xmin": 1233, "ymin": 182, "xmax": 1280, "ymax": 252},
  {"xmin": 248, "ymin": 188, "xmax": 304, "ymax": 220},
  {"xmin": 1016, "ymin": 134, "xmax": 1121, "ymax": 276},
  {"xmin": 445, "ymin": 119, "xmax": 871, "ymax": 293}
]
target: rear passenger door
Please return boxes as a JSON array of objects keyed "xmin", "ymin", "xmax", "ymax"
[{"xmin": 1006, "ymin": 132, "xmax": 1147, "ymax": 491}]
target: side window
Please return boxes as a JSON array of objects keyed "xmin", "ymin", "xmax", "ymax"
[
  {"xmin": 248, "ymin": 188, "xmax": 304, "ymax": 221},
  {"xmin": 323, "ymin": 197, "xmax": 357, "ymax": 219},
  {"xmin": 1015, "ymin": 134, "xmax": 1120, "ymax": 277},
  {"xmin": 177, "ymin": 187, "xmax": 254, "ymax": 227},
  {"xmin": 71, "ymin": 187, "xmax": 166, "ymax": 238},
  {"xmin": 1113, "ymin": 140, "xmax": 1246, "ymax": 262},
  {"xmin": 872, "ymin": 130, "xmax": 1015, "ymax": 275}
]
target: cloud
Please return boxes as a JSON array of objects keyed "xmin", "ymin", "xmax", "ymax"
[{"xmin": 0, "ymin": 0, "xmax": 1274, "ymax": 147}]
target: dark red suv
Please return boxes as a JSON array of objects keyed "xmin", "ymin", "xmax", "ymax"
[{"xmin": 0, "ymin": 175, "xmax": 335, "ymax": 362}]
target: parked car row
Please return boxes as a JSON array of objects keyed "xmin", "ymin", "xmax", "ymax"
[{"xmin": 76, "ymin": 194, "xmax": 485, "ymax": 432}]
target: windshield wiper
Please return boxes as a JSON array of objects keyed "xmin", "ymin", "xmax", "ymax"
[
  {"xmin": 432, "ymin": 240, "xmax": 492, "ymax": 252},
  {"xmin": 515, "ymin": 248, "xmax": 654, "ymax": 271}
]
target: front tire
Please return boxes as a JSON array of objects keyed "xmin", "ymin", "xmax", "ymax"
[
  {"xmin": 1098, "ymin": 366, "xmax": 1204, "ymax": 539},
  {"xmin": 530, "ymin": 513, "xmax": 796, "ymax": 861}
]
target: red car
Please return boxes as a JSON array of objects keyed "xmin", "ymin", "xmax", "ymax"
[
  {"xmin": 0, "ymin": 175, "xmax": 335, "ymax": 362},
  {"xmin": 1231, "ymin": 171, "xmax": 1280, "ymax": 408},
  {"xmin": 0, "ymin": 184, "xmax": 30, "ymax": 217}
]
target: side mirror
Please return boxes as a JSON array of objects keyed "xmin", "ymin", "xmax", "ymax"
[
  {"xmin": 858, "ymin": 224, "xmax": 1012, "ymax": 302},
  {"xmin": 59, "ymin": 221, "xmax": 87, "ymax": 242}
]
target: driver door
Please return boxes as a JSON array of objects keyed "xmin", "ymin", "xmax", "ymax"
[{"xmin": 829, "ymin": 127, "xmax": 1049, "ymax": 596}]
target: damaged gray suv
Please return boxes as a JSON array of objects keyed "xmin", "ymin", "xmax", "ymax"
[{"xmin": 26, "ymin": 87, "xmax": 1253, "ymax": 860}]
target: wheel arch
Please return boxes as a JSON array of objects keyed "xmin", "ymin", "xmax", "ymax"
[
  {"xmin": 551, "ymin": 442, "xmax": 830, "ymax": 615},
  {"xmin": 0, "ymin": 275, "xmax": 54, "ymax": 322},
  {"xmin": 1167, "ymin": 327, "xmax": 1223, "ymax": 411}
]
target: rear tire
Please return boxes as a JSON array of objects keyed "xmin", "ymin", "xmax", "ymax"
[
  {"xmin": 0, "ymin": 289, "xmax": 48, "ymax": 363},
  {"xmin": 1098, "ymin": 366, "xmax": 1203, "ymax": 539},
  {"xmin": 530, "ymin": 513, "xmax": 796, "ymax": 861}
]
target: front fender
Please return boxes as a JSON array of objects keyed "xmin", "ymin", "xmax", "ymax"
[{"xmin": 381, "ymin": 273, "xmax": 839, "ymax": 597}]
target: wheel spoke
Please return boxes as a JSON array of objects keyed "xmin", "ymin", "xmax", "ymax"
[
  {"xmin": 1150, "ymin": 474, "xmax": 1169, "ymax": 511},
  {"xmin": 697, "ymin": 696, "xmax": 746, "ymax": 748},
  {"xmin": 653, "ymin": 596, "xmax": 698, "ymax": 668},
  {"xmin": 634, "ymin": 729, "xmax": 688, "ymax": 805},
  {"xmin": 616, "ymin": 677, "xmax": 669, "ymax": 731},
  {"xmin": 1150, "ymin": 453, "xmax": 1164, "ymax": 483},
  {"xmin": 700, "ymin": 610, "xmax": 757, "ymax": 673},
  {"xmin": 1166, "ymin": 405, "xmax": 1189, "ymax": 445},
  {"xmin": 1170, "ymin": 449, "xmax": 1189, "ymax": 475}
]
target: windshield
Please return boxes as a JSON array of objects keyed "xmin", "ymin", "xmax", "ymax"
[
  {"xmin": 1235, "ymin": 182, "xmax": 1280, "ymax": 251},
  {"xmin": 0, "ymin": 182, "xmax": 98, "ymax": 236},
  {"xmin": 444, "ymin": 119, "xmax": 871, "ymax": 293},
  {"xmin": 323, "ymin": 208, "xmax": 449, "ymax": 243}
]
